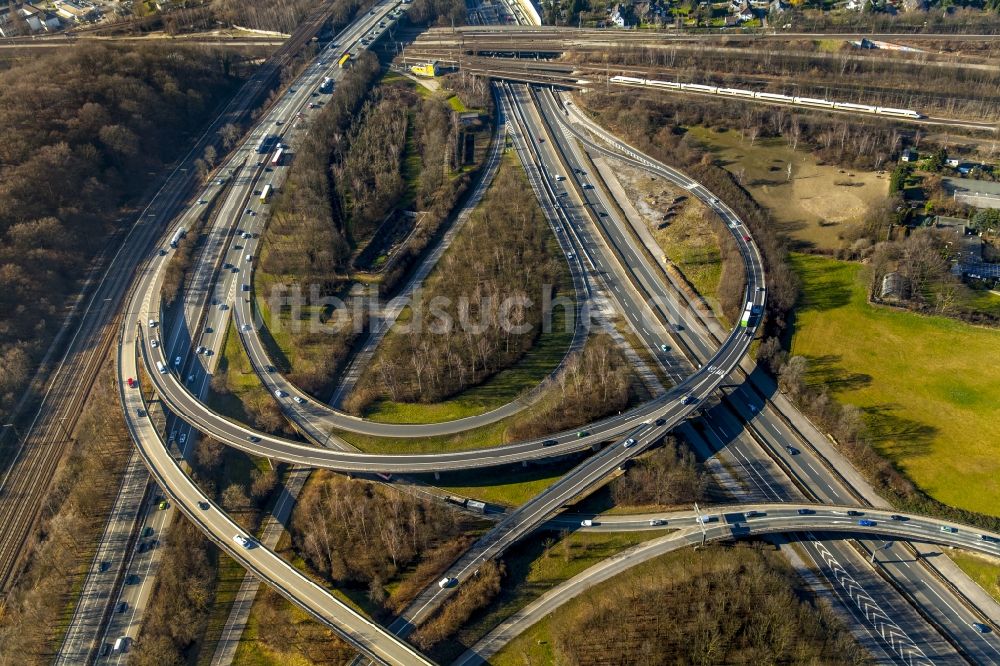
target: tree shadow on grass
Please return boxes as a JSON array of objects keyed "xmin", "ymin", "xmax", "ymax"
[
  {"xmin": 770, "ymin": 218, "xmax": 817, "ymax": 252},
  {"xmin": 861, "ymin": 404, "xmax": 937, "ymax": 459},
  {"xmin": 747, "ymin": 177, "xmax": 787, "ymax": 188},
  {"xmin": 255, "ymin": 316, "xmax": 293, "ymax": 374},
  {"xmin": 803, "ymin": 355, "xmax": 872, "ymax": 392},
  {"xmin": 795, "ymin": 261, "xmax": 853, "ymax": 312}
]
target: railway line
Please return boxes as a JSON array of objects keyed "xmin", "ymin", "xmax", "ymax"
[
  {"xmin": 409, "ymin": 25, "xmax": 1000, "ymax": 43},
  {"xmin": 395, "ymin": 48, "xmax": 1000, "ymax": 131},
  {"xmin": 0, "ymin": 0, "xmax": 339, "ymax": 616},
  {"xmin": 95, "ymin": 0, "xmax": 1000, "ymax": 662}
]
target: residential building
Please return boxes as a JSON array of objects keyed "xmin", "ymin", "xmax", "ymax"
[
  {"xmin": 609, "ymin": 3, "xmax": 636, "ymax": 27},
  {"xmin": 54, "ymin": 0, "xmax": 97, "ymax": 23}
]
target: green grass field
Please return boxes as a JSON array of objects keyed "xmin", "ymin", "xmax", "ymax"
[
  {"xmin": 196, "ymin": 553, "xmax": 249, "ymax": 666},
  {"xmin": 432, "ymin": 462, "xmax": 576, "ymax": 506},
  {"xmin": 948, "ymin": 551, "xmax": 1000, "ymax": 604},
  {"xmin": 788, "ymin": 253, "xmax": 1000, "ymax": 516},
  {"xmin": 208, "ymin": 319, "xmax": 265, "ymax": 424},
  {"xmin": 361, "ymin": 307, "xmax": 572, "ymax": 424}
]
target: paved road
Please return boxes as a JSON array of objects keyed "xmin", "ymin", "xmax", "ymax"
[
  {"xmin": 456, "ymin": 503, "xmax": 1000, "ymax": 665},
  {"xmin": 121, "ymin": 255, "xmax": 434, "ymax": 665},
  {"xmin": 53, "ymin": 451, "xmax": 152, "ymax": 665},
  {"xmin": 547, "ymin": 90, "xmax": 1000, "ymax": 661},
  {"xmin": 367, "ymin": 78, "xmax": 765, "ymax": 640},
  {"xmin": 113, "ymin": 2, "xmax": 996, "ymax": 660},
  {"xmin": 130, "ymin": 69, "xmax": 766, "ymax": 473},
  {"xmin": 52, "ymin": 2, "xmax": 357, "ymax": 658}
]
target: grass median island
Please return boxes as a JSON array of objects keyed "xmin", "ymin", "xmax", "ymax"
[
  {"xmin": 607, "ymin": 158, "xmax": 727, "ymax": 314},
  {"xmin": 346, "ymin": 155, "xmax": 575, "ymax": 422},
  {"xmin": 337, "ymin": 331, "xmax": 640, "ymax": 454},
  {"xmin": 788, "ymin": 252, "xmax": 1000, "ymax": 517},
  {"xmin": 360, "ymin": 304, "xmax": 574, "ymax": 425},
  {"xmin": 231, "ymin": 586, "xmax": 355, "ymax": 666},
  {"xmin": 428, "ymin": 529, "xmax": 671, "ymax": 663},
  {"xmin": 948, "ymin": 551, "xmax": 1000, "ymax": 605},
  {"xmin": 490, "ymin": 543, "xmax": 866, "ymax": 666},
  {"xmin": 207, "ymin": 318, "xmax": 289, "ymax": 434}
]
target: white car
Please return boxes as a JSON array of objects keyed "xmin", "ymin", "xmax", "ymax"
[
  {"xmin": 178, "ymin": 432, "xmax": 187, "ymax": 445},
  {"xmin": 274, "ymin": 389, "xmax": 286, "ymax": 398},
  {"xmin": 438, "ymin": 577, "xmax": 456, "ymax": 589},
  {"xmin": 624, "ymin": 438, "xmax": 636, "ymax": 448},
  {"xmin": 151, "ymin": 339, "xmax": 159, "ymax": 348},
  {"xmin": 292, "ymin": 396, "xmax": 305, "ymax": 404},
  {"xmin": 233, "ymin": 534, "xmax": 253, "ymax": 549},
  {"xmin": 241, "ymin": 324, "xmax": 252, "ymax": 332},
  {"xmin": 148, "ymin": 319, "xmax": 157, "ymax": 328}
]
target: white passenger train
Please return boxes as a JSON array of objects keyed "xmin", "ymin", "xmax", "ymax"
[{"xmin": 609, "ymin": 76, "xmax": 922, "ymax": 119}]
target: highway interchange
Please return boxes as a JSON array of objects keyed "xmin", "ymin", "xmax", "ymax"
[{"xmin": 36, "ymin": 0, "xmax": 995, "ymax": 663}]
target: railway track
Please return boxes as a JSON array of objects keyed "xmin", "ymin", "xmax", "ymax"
[
  {"xmin": 399, "ymin": 48, "xmax": 1000, "ymax": 130},
  {"xmin": 411, "ymin": 25, "xmax": 1000, "ymax": 42},
  {"xmin": 0, "ymin": 0, "xmax": 338, "ymax": 592}
]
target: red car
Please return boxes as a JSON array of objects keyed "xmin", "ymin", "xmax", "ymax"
[{"xmin": 126, "ymin": 377, "xmax": 137, "ymax": 388}]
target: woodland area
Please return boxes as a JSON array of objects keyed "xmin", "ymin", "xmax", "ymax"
[
  {"xmin": 128, "ymin": 520, "xmax": 217, "ymax": 666},
  {"xmin": 0, "ymin": 44, "xmax": 240, "ymax": 426},
  {"xmin": 262, "ymin": 51, "xmax": 383, "ymax": 281},
  {"xmin": 154, "ymin": 0, "xmax": 467, "ymax": 36},
  {"xmin": 145, "ymin": 0, "xmax": 375, "ymax": 36},
  {"xmin": 504, "ymin": 333, "xmax": 633, "ymax": 442},
  {"xmin": 608, "ymin": 437, "xmax": 707, "ymax": 507},
  {"xmin": 260, "ymin": 54, "xmax": 479, "ymax": 396},
  {"xmin": 531, "ymin": 544, "xmax": 868, "ymax": 665},
  {"xmin": 291, "ymin": 471, "xmax": 481, "ymax": 618},
  {"xmin": 348, "ymin": 162, "xmax": 566, "ymax": 409}
]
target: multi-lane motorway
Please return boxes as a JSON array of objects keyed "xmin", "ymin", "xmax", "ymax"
[
  {"xmin": 459, "ymin": 502, "xmax": 1000, "ymax": 666},
  {"xmin": 102, "ymin": 1, "xmax": 1000, "ymax": 664},
  {"xmin": 541, "ymin": 87, "xmax": 1000, "ymax": 661}
]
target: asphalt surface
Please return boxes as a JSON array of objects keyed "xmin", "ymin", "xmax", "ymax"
[
  {"xmin": 374, "ymin": 78, "xmax": 955, "ymax": 664},
  {"xmin": 110, "ymin": 2, "xmax": 999, "ymax": 664},
  {"xmin": 373, "ymin": 77, "xmax": 767, "ymax": 638},
  {"xmin": 47, "ymin": 7, "xmax": 341, "ymax": 660},
  {"xmin": 111, "ymin": 3, "xmax": 442, "ymax": 664},
  {"xmin": 551, "ymin": 92, "xmax": 1000, "ymax": 662},
  {"xmin": 120, "ymin": 319, "xmax": 433, "ymax": 665},
  {"xmin": 132, "ymin": 67, "xmax": 766, "ymax": 473},
  {"xmin": 457, "ymin": 502, "xmax": 1000, "ymax": 666}
]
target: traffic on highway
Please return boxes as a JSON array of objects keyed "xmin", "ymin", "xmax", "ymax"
[{"xmin": 88, "ymin": 0, "xmax": 1000, "ymax": 662}]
